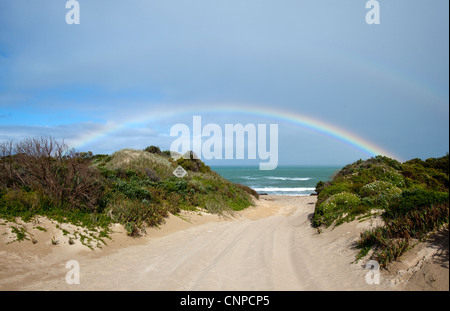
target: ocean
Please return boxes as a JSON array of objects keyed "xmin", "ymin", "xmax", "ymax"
[{"xmin": 212, "ymin": 166, "xmax": 341, "ymax": 196}]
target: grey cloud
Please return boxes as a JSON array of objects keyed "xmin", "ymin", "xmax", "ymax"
[{"xmin": 0, "ymin": 1, "xmax": 448, "ymax": 162}]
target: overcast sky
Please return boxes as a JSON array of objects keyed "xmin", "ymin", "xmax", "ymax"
[{"xmin": 0, "ymin": 0, "xmax": 448, "ymax": 166}]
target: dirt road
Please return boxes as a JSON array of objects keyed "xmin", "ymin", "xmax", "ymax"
[{"xmin": 2, "ymin": 195, "xmax": 402, "ymax": 291}]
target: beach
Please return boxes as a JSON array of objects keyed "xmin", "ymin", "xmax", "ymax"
[{"xmin": 0, "ymin": 195, "xmax": 448, "ymax": 291}]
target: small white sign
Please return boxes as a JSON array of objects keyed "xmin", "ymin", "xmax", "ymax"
[{"xmin": 173, "ymin": 166, "xmax": 187, "ymax": 178}]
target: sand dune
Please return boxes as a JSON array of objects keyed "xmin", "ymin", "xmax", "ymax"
[{"xmin": 0, "ymin": 196, "xmax": 448, "ymax": 291}]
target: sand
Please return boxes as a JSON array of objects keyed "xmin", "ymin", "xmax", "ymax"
[{"xmin": 0, "ymin": 195, "xmax": 448, "ymax": 291}]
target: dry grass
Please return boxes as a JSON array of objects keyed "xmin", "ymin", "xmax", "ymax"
[{"xmin": 104, "ymin": 149, "xmax": 175, "ymax": 179}]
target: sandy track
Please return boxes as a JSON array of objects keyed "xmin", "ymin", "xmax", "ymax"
[
  {"xmin": 1, "ymin": 195, "xmax": 403, "ymax": 291},
  {"xmin": 3, "ymin": 195, "xmax": 448, "ymax": 291}
]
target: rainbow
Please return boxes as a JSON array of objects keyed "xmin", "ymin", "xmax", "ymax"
[{"xmin": 69, "ymin": 104, "xmax": 400, "ymax": 161}]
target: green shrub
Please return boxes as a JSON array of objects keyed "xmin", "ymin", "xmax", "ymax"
[
  {"xmin": 328, "ymin": 192, "xmax": 361, "ymax": 207},
  {"xmin": 159, "ymin": 178, "xmax": 188, "ymax": 194},
  {"xmin": 205, "ymin": 199, "xmax": 230, "ymax": 214},
  {"xmin": 315, "ymin": 180, "xmax": 325, "ymax": 195},
  {"xmin": 188, "ymin": 179, "xmax": 207, "ymax": 194},
  {"xmin": 359, "ymin": 181, "xmax": 403, "ymax": 209},
  {"xmin": 176, "ymin": 157, "xmax": 211, "ymax": 174},
  {"xmin": 360, "ymin": 181, "xmax": 401, "ymax": 197},
  {"xmin": 401, "ymin": 162, "xmax": 449, "ymax": 191},
  {"xmin": 357, "ymin": 202, "xmax": 449, "ymax": 267},
  {"xmin": 314, "ymin": 192, "xmax": 361, "ymax": 227},
  {"xmin": 314, "ymin": 155, "xmax": 448, "ymax": 228},
  {"xmin": 375, "ymin": 239, "xmax": 410, "ymax": 267},
  {"xmin": 0, "ymin": 189, "xmax": 57, "ymax": 222},
  {"xmin": 235, "ymin": 183, "xmax": 259, "ymax": 199},
  {"xmin": 315, "ymin": 154, "xmax": 449, "ymax": 267},
  {"xmin": 144, "ymin": 146, "xmax": 161, "ymax": 154},
  {"xmin": 10, "ymin": 226, "xmax": 29, "ymax": 242},
  {"xmin": 108, "ymin": 196, "xmax": 169, "ymax": 235},
  {"xmin": 114, "ymin": 179, "xmax": 152, "ymax": 201},
  {"xmin": 385, "ymin": 188, "xmax": 449, "ymax": 218},
  {"xmin": 376, "ymin": 166, "xmax": 405, "ymax": 188},
  {"xmin": 317, "ymin": 182, "xmax": 351, "ymax": 204}
]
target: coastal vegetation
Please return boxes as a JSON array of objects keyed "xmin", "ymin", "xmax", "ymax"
[
  {"xmin": 1, "ymin": 136, "xmax": 448, "ymax": 269},
  {"xmin": 313, "ymin": 154, "xmax": 449, "ymax": 267},
  {"xmin": 0, "ymin": 137, "xmax": 256, "ymax": 245}
]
